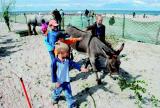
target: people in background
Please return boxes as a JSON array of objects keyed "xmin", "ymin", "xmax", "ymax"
[
  {"xmin": 133, "ymin": 12, "xmax": 136, "ymax": 18},
  {"xmin": 59, "ymin": 9, "xmax": 64, "ymax": 30},
  {"xmin": 85, "ymin": 9, "xmax": 89, "ymax": 17},
  {"xmin": 143, "ymin": 14, "xmax": 146, "ymax": 18},
  {"xmin": 3, "ymin": 6, "xmax": 11, "ymax": 31},
  {"xmin": 52, "ymin": 9, "xmax": 62, "ymax": 30}
]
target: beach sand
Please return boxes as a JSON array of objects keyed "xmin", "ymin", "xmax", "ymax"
[
  {"xmin": 105, "ymin": 14, "xmax": 160, "ymax": 22},
  {"xmin": 0, "ymin": 22, "xmax": 160, "ymax": 108}
]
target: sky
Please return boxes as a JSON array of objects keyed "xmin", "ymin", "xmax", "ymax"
[{"xmin": 1, "ymin": 0, "xmax": 160, "ymax": 11}]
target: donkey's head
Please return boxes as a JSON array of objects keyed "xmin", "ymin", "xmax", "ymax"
[
  {"xmin": 65, "ymin": 25, "xmax": 91, "ymax": 38},
  {"xmin": 103, "ymin": 43, "xmax": 124, "ymax": 75}
]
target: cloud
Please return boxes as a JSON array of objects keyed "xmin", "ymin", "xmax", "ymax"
[
  {"xmin": 12, "ymin": 0, "xmax": 160, "ymax": 11},
  {"xmin": 15, "ymin": 2, "xmax": 105, "ymax": 9},
  {"xmin": 150, "ymin": 3, "xmax": 160, "ymax": 7},
  {"xmin": 133, "ymin": 0, "xmax": 146, "ymax": 5},
  {"xmin": 96, "ymin": 0, "xmax": 129, "ymax": 3},
  {"xmin": 132, "ymin": 0, "xmax": 160, "ymax": 9},
  {"xmin": 16, "ymin": 4, "xmax": 33, "ymax": 7},
  {"xmin": 15, "ymin": 3, "xmax": 70, "ymax": 7}
]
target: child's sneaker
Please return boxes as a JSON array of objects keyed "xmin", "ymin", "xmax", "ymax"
[
  {"xmin": 71, "ymin": 103, "xmax": 78, "ymax": 108},
  {"xmin": 72, "ymin": 105, "xmax": 78, "ymax": 108}
]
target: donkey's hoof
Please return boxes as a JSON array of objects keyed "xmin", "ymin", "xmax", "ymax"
[
  {"xmin": 96, "ymin": 79, "xmax": 102, "ymax": 85},
  {"xmin": 110, "ymin": 72, "xmax": 118, "ymax": 75}
]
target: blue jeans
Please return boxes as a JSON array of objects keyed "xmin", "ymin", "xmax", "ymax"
[{"xmin": 52, "ymin": 82, "xmax": 76, "ymax": 108}]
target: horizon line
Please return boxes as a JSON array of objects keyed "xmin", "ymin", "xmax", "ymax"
[{"xmin": 0, "ymin": 9, "xmax": 160, "ymax": 12}]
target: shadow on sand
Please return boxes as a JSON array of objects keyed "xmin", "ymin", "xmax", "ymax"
[
  {"xmin": 0, "ymin": 38, "xmax": 22, "ymax": 58},
  {"xmin": 73, "ymin": 67, "xmax": 142, "ymax": 107},
  {"xmin": 0, "ymin": 45, "xmax": 22, "ymax": 58},
  {"xmin": 69, "ymin": 55, "xmax": 143, "ymax": 107},
  {"xmin": 71, "ymin": 56, "xmax": 109, "ymax": 82}
]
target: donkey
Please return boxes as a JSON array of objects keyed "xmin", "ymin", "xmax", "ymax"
[
  {"xmin": 26, "ymin": 15, "xmax": 50, "ymax": 35},
  {"xmin": 65, "ymin": 25, "xmax": 124, "ymax": 84}
]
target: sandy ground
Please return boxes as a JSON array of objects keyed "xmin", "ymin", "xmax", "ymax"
[
  {"xmin": 104, "ymin": 14, "xmax": 160, "ymax": 22},
  {"xmin": 0, "ymin": 22, "xmax": 160, "ymax": 108}
]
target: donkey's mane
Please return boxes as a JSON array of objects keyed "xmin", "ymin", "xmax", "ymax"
[{"xmin": 67, "ymin": 25, "xmax": 87, "ymax": 33}]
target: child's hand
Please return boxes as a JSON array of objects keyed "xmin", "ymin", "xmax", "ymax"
[
  {"xmin": 80, "ymin": 67, "xmax": 88, "ymax": 72},
  {"xmin": 78, "ymin": 37, "xmax": 83, "ymax": 41},
  {"xmin": 55, "ymin": 82, "xmax": 61, "ymax": 88}
]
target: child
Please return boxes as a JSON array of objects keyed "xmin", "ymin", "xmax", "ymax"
[
  {"xmin": 56, "ymin": 32, "xmax": 82, "ymax": 44},
  {"xmin": 43, "ymin": 19, "xmax": 59, "ymax": 61},
  {"xmin": 41, "ymin": 19, "xmax": 48, "ymax": 36},
  {"xmin": 51, "ymin": 42, "xmax": 88, "ymax": 108},
  {"xmin": 54, "ymin": 32, "xmax": 82, "ymax": 58}
]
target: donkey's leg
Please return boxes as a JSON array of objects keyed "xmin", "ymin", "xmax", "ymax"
[
  {"xmin": 95, "ymin": 71, "xmax": 102, "ymax": 85},
  {"xmin": 28, "ymin": 24, "xmax": 32, "ymax": 35},
  {"xmin": 89, "ymin": 57, "xmax": 102, "ymax": 85},
  {"xmin": 85, "ymin": 58, "xmax": 91, "ymax": 68},
  {"xmin": 33, "ymin": 26, "xmax": 38, "ymax": 35}
]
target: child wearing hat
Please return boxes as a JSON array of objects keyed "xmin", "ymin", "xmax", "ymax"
[
  {"xmin": 43, "ymin": 19, "xmax": 59, "ymax": 61},
  {"xmin": 51, "ymin": 42, "xmax": 88, "ymax": 108}
]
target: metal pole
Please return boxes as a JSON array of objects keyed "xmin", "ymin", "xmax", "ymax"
[
  {"xmin": 87, "ymin": 16, "xmax": 90, "ymax": 26},
  {"xmin": 24, "ymin": 13, "xmax": 27, "ymax": 24},
  {"xmin": 15, "ymin": 12, "xmax": 16, "ymax": 23},
  {"xmin": 81, "ymin": 13, "xmax": 83, "ymax": 28},
  {"xmin": 156, "ymin": 26, "xmax": 160, "ymax": 45},
  {"xmin": 62, "ymin": 14, "xmax": 64, "ymax": 30},
  {"xmin": 122, "ymin": 14, "xmax": 125, "ymax": 38}
]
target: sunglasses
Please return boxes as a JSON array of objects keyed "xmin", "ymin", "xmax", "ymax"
[{"xmin": 49, "ymin": 24, "xmax": 57, "ymax": 27}]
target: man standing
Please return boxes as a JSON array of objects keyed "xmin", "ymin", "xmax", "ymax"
[
  {"xmin": 86, "ymin": 15, "xmax": 111, "ymax": 46},
  {"xmin": 59, "ymin": 9, "xmax": 64, "ymax": 30},
  {"xmin": 85, "ymin": 9, "xmax": 89, "ymax": 17},
  {"xmin": 52, "ymin": 9, "xmax": 62, "ymax": 30},
  {"xmin": 3, "ymin": 6, "xmax": 11, "ymax": 31}
]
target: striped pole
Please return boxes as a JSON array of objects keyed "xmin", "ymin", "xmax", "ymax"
[{"xmin": 20, "ymin": 78, "xmax": 32, "ymax": 108}]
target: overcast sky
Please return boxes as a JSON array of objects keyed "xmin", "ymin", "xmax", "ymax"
[{"xmin": 1, "ymin": 0, "xmax": 160, "ymax": 11}]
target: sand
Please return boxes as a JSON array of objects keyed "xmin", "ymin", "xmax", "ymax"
[
  {"xmin": 0, "ymin": 22, "xmax": 160, "ymax": 108},
  {"xmin": 105, "ymin": 14, "xmax": 160, "ymax": 22}
]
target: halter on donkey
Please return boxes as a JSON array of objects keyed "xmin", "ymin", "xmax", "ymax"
[{"xmin": 65, "ymin": 25, "xmax": 124, "ymax": 84}]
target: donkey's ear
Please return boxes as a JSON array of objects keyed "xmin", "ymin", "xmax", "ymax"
[{"xmin": 116, "ymin": 43, "xmax": 124, "ymax": 55}]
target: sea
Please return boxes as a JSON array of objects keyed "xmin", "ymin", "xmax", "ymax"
[{"xmin": 1, "ymin": 10, "xmax": 160, "ymax": 16}]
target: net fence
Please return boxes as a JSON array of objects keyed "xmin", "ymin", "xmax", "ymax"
[{"xmin": 1, "ymin": 13, "xmax": 160, "ymax": 44}]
